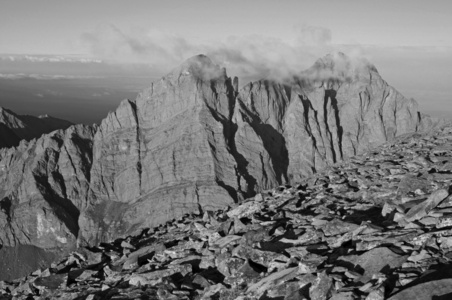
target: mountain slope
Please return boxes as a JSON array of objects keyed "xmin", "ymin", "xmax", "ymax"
[{"xmin": 0, "ymin": 53, "xmax": 445, "ymax": 280}]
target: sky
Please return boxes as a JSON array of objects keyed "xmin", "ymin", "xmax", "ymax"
[{"xmin": 1, "ymin": 0, "xmax": 452, "ymax": 123}]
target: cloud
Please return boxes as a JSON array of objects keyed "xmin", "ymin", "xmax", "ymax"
[
  {"xmin": 81, "ymin": 24, "xmax": 366, "ymax": 81},
  {"xmin": 0, "ymin": 55, "xmax": 102, "ymax": 64},
  {"xmin": 44, "ymin": 89, "xmax": 63, "ymax": 97},
  {"xmin": 0, "ymin": 73, "xmax": 102, "ymax": 80},
  {"xmin": 91, "ymin": 91, "xmax": 111, "ymax": 97},
  {"xmin": 81, "ymin": 25, "xmax": 191, "ymax": 67}
]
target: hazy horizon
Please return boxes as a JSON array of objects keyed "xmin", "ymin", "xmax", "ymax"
[{"xmin": 1, "ymin": 0, "xmax": 451, "ymax": 124}]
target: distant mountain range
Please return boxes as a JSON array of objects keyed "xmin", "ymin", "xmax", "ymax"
[
  {"xmin": 0, "ymin": 52, "xmax": 446, "ymax": 280},
  {"xmin": 0, "ymin": 107, "xmax": 72, "ymax": 148}
]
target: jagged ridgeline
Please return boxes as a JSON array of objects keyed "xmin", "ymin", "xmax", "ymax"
[
  {"xmin": 0, "ymin": 107, "xmax": 73, "ymax": 148},
  {"xmin": 0, "ymin": 53, "xmax": 442, "ymax": 280}
]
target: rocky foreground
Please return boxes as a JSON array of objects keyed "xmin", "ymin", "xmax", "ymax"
[{"xmin": 3, "ymin": 124, "xmax": 452, "ymax": 299}]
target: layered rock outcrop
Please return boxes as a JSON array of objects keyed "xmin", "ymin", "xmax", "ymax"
[{"xmin": 0, "ymin": 53, "xmax": 444, "ymax": 280}]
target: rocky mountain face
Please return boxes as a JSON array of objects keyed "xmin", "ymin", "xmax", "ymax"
[
  {"xmin": 0, "ymin": 107, "xmax": 73, "ymax": 148},
  {"xmin": 0, "ymin": 53, "xmax": 444, "ymax": 280},
  {"xmin": 3, "ymin": 124, "xmax": 452, "ymax": 299}
]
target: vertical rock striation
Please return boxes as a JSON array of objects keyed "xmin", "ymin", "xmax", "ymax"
[{"xmin": 78, "ymin": 55, "xmax": 240, "ymax": 245}]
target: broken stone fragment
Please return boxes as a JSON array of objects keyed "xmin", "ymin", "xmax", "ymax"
[
  {"xmin": 246, "ymin": 266, "xmax": 299, "ymax": 297},
  {"xmin": 321, "ymin": 219, "xmax": 360, "ymax": 237},
  {"xmin": 11, "ymin": 281, "xmax": 35, "ymax": 297},
  {"xmin": 398, "ymin": 175, "xmax": 431, "ymax": 196},
  {"xmin": 129, "ymin": 264, "xmax": 192, "ymax": 282},
  {"xmin": 264, "ymin": 280, "xmax": 308, "ymax": 299},
  {"xmin": 119, "ymin": 243, "xmax": 166, "ymax": 270},
  {"xmin": 388, "ymin": 278, "xmax": 452, "ymax": 300},
  {"xmin": 405, "ymin": 189, "xmax": 449, "ymax": 222},
  {"xmin": 194, "ymin": 222, "xmax": 222, "ymax": 243},
  {"xmin": 343, "ymin": 247, "xmax": 407, "ymax": 283},
  {"xmin": 309, "ymin": 271, "xmax": 334, "ymax": 300},
  {"xmin": 232, "ymin": 245, "xmax": 285, "ymax": 268},
  {"xmin": 191, "ymin": 273, "xmax": 211, "ymax": 289},
  {"xmin": 129, "ymin": 274, "xmax": 153, "ymax": 286},
  {"xmin": 225, "ymin": 259, "xmax": 262, "ymax": 286},
  {"xmin": 241, "ymin": 226, "xmax": 270, "ymax": 246},
  {"xmin": 214, "ymin": 235, "xmax": 242, "ymax": 249},
  {"xmin": 330, "ymin": 291, "xmax": 356, "ymax": 300},
  {"xmin": 254, "ymin": 193, "xmax": 264, "ymax": 202},
  {"xmin": 365, "ymin": 286, "xmax": 385, "ymax": 300},
  {"xmin": 216, "ymin": 253, "xmax": 244, "ymax": 277},
  {"xmin": 199, "ymin": 283, "xmax": 225, "ymax": 300},
  {"xmin": 33, "ymin": 273, "xmax": 67, "ymax": 290},
  {"xmin": 233, "ymin": 217, "xmax": 249, "ymax": 234}
]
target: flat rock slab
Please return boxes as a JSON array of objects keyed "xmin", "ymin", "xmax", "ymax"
[
  {"xmin": 398, "ymin": 175, "xmax": 431, "ymax": 195},
  {"xmin": 388, "ymin": 278, "xmax": 452, "ymax": 300},
  {"xmin": 346, "ymin": 247, "xmax": 407, "ymax": 282},
  {"xmin": 405, "ymin": 189, "xmax": 449, "ymax": 222},
  {"xmin": 213, "ymin": 235, "xmax": 242, "ymax": 248},
  {"xmin": 246, "ymin": 266, "xmax": 299, "ymax": 297},
  {"xmin": 321, "ymin": 219, "xmax": 360, "ymax": 237},
  {"xmin": 227, "ymin": 201, "xmax": 264, "ymax": 219},
  {"xmin": 33, "ymin": 273, "xmax": 67, "ymax": 290},
  {"xmin": 310, "ymin": 271, "xmax": 334, "ymax": 300}
]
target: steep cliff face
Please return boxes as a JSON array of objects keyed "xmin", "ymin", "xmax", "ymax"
[
  {"xmin": 232, "ymin": 53, "xmax": 436, "ymax": 184},
  {"xmin": 79, "ymin": 56, "xmax": 240, "ymax": 244},
  {"xmin": 0, "ymin": 53, "xmax": 443, "ymax": 279},
  {"xmin": 0, "ymin": 124, "xmax": 95, "ymax": 279}
]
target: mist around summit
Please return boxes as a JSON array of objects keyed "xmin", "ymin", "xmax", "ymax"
[{"xmin": 2, "ymin": 24, "xmax": 451, "ymax": 125}]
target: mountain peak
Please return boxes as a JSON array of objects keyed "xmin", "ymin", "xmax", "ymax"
[
  {"xmin": 316, "ymin": 52, "xmax": 374, "ymax": 69},
  {"xmin": 0, "ymin": 106, "xmax": 18, "ymax": 116},
  {"xmin": 172, "ymin": 54, "xmax": 227, "ymax": 81},
  {"xmin": 0, "ymin": 106, "xmax": 23, "ymax": 127},
  {"xmin": 303, "ymin": 52, "xmax": 378, "ymax": 82},
  {"xmin": 182, "ymin": 54, "xmax": 213, "ymax": 67}
]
